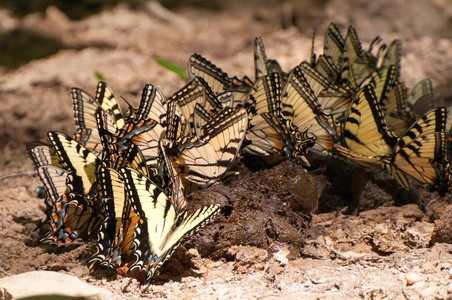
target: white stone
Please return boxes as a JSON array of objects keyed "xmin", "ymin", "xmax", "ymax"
[
  {"xmin": 0, "ymin": 271, "xmax": 114, "ymax": 300},
  {"xmin": 420, "ymin": 286, "xmax": 439, "ymax": 298},
  {"xmin": 406, "ymin": 272, "xmax": 421, "ymax": 286}
]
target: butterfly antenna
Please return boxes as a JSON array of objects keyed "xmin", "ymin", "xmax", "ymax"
[
  {"xmin": 121, "ymin": 95, "xmax": 137, "ymax": 119},
  {"xmin": 310, "ymin": 28, "xmax": 316, "ymax": 66}
]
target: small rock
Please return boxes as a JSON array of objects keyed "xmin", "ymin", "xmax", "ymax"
[
  {"xmin": 432, "ymin": 204, "xmax": 452, "ymax": 243},
  {"xmin": 406, "ymin": 272, "xmax": 421, "ymax": 286},
  {"xmin": 273, "ymin": 244, "xmax": 290, "ymax": 265},
  {"xmin": 0, "ymin": 271, "xmax": 114, "ymax": 300},
  {"xmin": 420, "ymin": 286, "xmax": 439, "ymax": 298},
  {"xmin": 45, "ymin": 5, "xmax": 71, "ymax": 29},
  {"xmin": 232, "ymin": 246, "xmax": 268, "ymax": 273},
  {"xmin": 187, "ymin": 248, "xmax": 199, "ymax": 257},
  {"xmin": 404, "ymin": 221, "xmax": 434, "ymax": 248},
  {"xmin": 235, "ymin": 246, "xmax": 268, "ymax": 263},
  {"xmin": 0, "ymin": 9, "xmax": 20, "ymax": 33}
]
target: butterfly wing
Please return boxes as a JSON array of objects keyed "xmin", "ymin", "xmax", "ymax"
[
  {"xmin": 95, "ymin": 81, "xmax": 125, "ymax": 130},
  {"xmin": 408, "ymin": 78, "xmax": 434, "ymax": 116},
  {"xmin": 173, "ymin": 107, "xmax": 248, "ymax": 187},
  {"xmin": 380, "ymin": 39, "xmax": 402, "ymax": 79},
  {"xmin": 86, "ymin": 167, "xmax": 136, "ymax": 269},
  {"xmin": 281, "ymin": 66, "xmax": 337, "ymax": 154},
  {"xmin": 47, "ymin": 131, "xmax": 98, "ymax": 195},
  {"xmin": 323, "ymin": 23, "xmax": 344, "ymax": 68},
  {"xmin": 299, "ymin": 62, "xmax": 352, "ymax": 120},
  {"xmin": 26, "ymin": 142, "xmax": 63, "ymax": 168},
  {"xmin": 387, "ymin": 132, "xmax": 446, "ymax": 189},
  {"xmin": 187, "ymin": 53, "xmax": 253, "ymax": 105},
  {"xmin": 341, "ymin": 85, "xmax": 398, "ymax": 157},
  {"xmin": 132, "ymin": 84, "xmax": 167, "ymax": 124}
]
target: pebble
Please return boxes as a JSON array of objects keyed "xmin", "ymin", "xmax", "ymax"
[
  {"xmin": 420, "ymin": 286, "xmax": 439, "ymax": 298},
  {"xmin": 406, "ymin": 272, "xmax": 421, "ymax": 286},
  {"xmin": 0, "ymin": 271, "xmax": 114, "ymax": 300}
]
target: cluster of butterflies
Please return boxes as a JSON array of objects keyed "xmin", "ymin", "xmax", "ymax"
[{"xmin": 27, "ymin": 22, "xmax": 452, "ymax": 284}]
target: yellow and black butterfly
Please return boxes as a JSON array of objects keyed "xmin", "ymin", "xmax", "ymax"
[
  {"xmin": 299, "ymin": 62, "xmax": 352, "ymax": 121},
  {"xmin": 98, "ymin": 84, "xmax": 168, "ymax": 170},
  {"xmin": 382, "ymin": 108, "xmax": 447, "ymax": 190},
  {"xmin": 323, "ymin": 22, "xmax": 344, "ymax": 70},
  {"xmin": 85, "ymin": 166, "xmax": 135, "ymax": 269},
  {"xmin": 281, "ymin": 65, "xmax": 340, "ymax": 156},
  {"xmin": 317, "ymin": 23, "xmax": 384, "ymax": 89},
  {"xmin": 313, "ymin": 23, "xmax": 344, "ymax": 83},
  {"xmin": 26, "ymin": 142, "xmax": 63, "ymax": 169},
  {"xmin": 42, "ymin": 131, "xmax": 103, "ymax": 243},
  {"xmin": 165, "ymin": 107, "xmax": 248, "ymax": 188},
  {"xmin": 380, "ymin": 39, "xmax": 402, "ymax": 80},
  {"xmin": 167, "ymin": 76, "xmax": 223, "ymax": 137},
  {"xmin": 341, "ymin": 26, "xmax": 384, "ymax": 89},
  {"xmin": 120, "ymin": 167, "xmax": 221, "ymax": 284},
  {"xmin": 243, "ymin": 72, "xmax": 315, "ymax": 162},
  {"xmin": 187, "ymin": 53, "xmax": 253, "ymax": 106},
  {"xmin": 339, "ymin": 84, "xmax": 398, "ymax": 160},
  {"xmin": 27, "ymin": 136, "xmax": 102, "ymax": 243},
  {"xmin": 338, "ymin": 83, "xmax": 447, "ymax": 188},
  {"xmin": 85, "ymin": 142, "xmax": 154, "ymax": 269},
  {"xmin": 48, "ymin": 131, "xmax": 99, "ymax": 195},
  {"xmin": 35, "ymin": 165, "xmax": 79, "ymax": 243},
  {"xmin": 254, "ymin": 37, "xmax": 289, "ymax": 84},
  {"xmin": 407, "ymin": 78, "xmax": 434, "ymax": 117},
  {"xmin": 379, "ymin": 82, "xmax": 414, "ymax": 135},
  {"xmin": 72, "ymin": 81, "xmax": 125, "ymax": 156}
]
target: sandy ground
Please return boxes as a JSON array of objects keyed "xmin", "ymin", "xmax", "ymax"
[{"xmin": 1, "ymin": 0, "xmax": 452, "ymax": 298}]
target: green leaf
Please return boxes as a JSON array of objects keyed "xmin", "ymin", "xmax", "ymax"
[
  {"xmin": 95, "ymin": 72, "xmax": 105, "ymax": 81},
  {"xmin": 155, "ymin": 57, "xmax": 187, "ymax": 81}
]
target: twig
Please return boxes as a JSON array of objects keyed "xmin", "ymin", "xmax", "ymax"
[
  {"xmin": 307, "ymin": 240, "xmax": 349, "ymax": 260},
  {"xmin": 0, "ymin": 171, "xmax": 37, "ymax": 180},
  {"xmin": 122, "ymin": 277, "xmax": 133, "ymax": 293},
  {"xmin": 141, "ymin": 282, "xmax": 151, "ymax": 295},
  {"xmin": 0, "ymin": 266, "xmax": 11, "ymax": 277}
]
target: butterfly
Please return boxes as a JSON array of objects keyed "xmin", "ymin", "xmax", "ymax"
[
  {"xmin": 72, "ymin": 81, "xmax": 125, "ymax": 156},
  {"xmin": 41, "ymin": 131, "xmax": 103, "ymax": 243},
  {"xmin": 299, "ymin": 62, "xmax": 352, "ymax": 121},
  {"xmin": 340, "ymin": 26, "xmax": 383, "ymax": 89},
  {"xmin": 379, "ymin": 39, "xmax": 402, "ymax": 80},
  {"xmin": 26, "ymin": 142, "xmax": 63, "ymax": 169},
  {"xmin": 254, "ymin": 37, "xmax": 289, "ymax": 84},
  {"xmin": 36, "ymin": 164, "xmax": 104, "ymax": 244},
  {"xmin": 164, "ymin": 107, "xmax": 248, "ymax": 188},
  {"xmin": 159, "ymin": 139, "xmax": 188, "ymax": 209},
  {"xmin": 85, "ymin": 166, "xmax": 133, "ymax": 268},
  {"xmin": 280, "ymin": 65, "xmax": 339, "ymax": 156},
  {"xmin": 379, "ymin": 82, "xmax": 414, "ymax": 135},
  {"xmin": 338, "ymin": 83, "xmax": 447, "ymax": 188},
  {"xmin": 317, "ymin": 23, "xmax": 384, "ymax": 89},
  {"xmin": 125, "ymin": 83, "xmax": 167, "ymax": 125},
  {"xmin": 407, "ymin": 78, "xmax": 434, "ymax": 117},
  {"xmin": 339, "ymin": 84, "xmax": 398, "ymax": 160},
  {"xmin": 85, "ymin": 141, "xmax": 155, "ymax": 269},
  {"xmin": 382, "ymin": 108, "xmax": 447, "ymax": 190},
  {"xmin": 120, "ymin": 167, "xmax": 221, "ymax": 284},
  {"xmin": 97, "ymin": 84, "xmax": 168, "ymax": 171},
  {"xmin": 243, "ymin": 72, "xmax": 315, "ymax": 161},
  {"xmin": 187, "ymin": 53, "xmax": 253, "ymax": 107},
  {"xmin": 167, "ymin": 76, "xmax": 223, "ymax": 137},
  {"xmin": 323, "ymin": 22, "xmax": 345, "ymax": 70}
]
